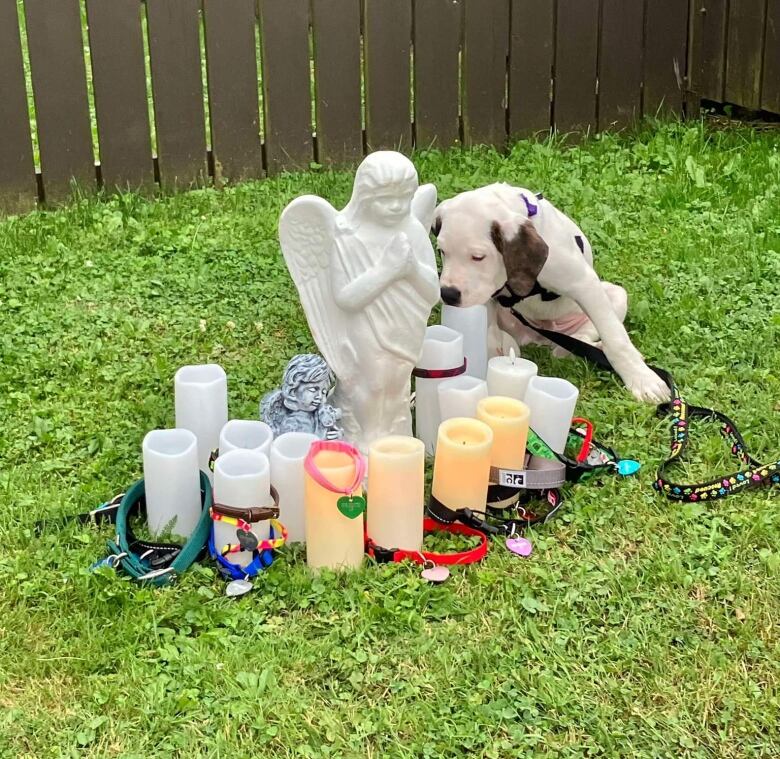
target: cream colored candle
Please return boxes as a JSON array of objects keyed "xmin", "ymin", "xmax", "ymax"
[
  {"xmin": 304, "ymin": 446, "xmax": 365, "ymax": 571},
  {"xmin": 367, "ymin": 436, "xmax": 425, "ymax": 552},
  {"xmin": 476, "ymin": 396, "xmax": 530, "ymax": 471},
  {"xmin": 431, "ymin": 418, "xmax": 493, "ymax": 509},
  {"xmin": 486, "ymin": 351, "xmax": 538, "ymax": 401}
]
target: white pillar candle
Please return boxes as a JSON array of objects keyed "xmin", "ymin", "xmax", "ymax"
[
  {"xmin": 367, "ymin": 436, "xmax": 425, "ymax": 552},
  {"xmin": 441, "ymin": 304, "xmax": 488, "ymax": 379},
  {"xmin": 174, "ymin": 364, "xmax": 228, "ymax": 481},
  {"xmin": 219, "ymin": 419, "xmax": 273, "ymax": 457},
  {"xmin": 142, "ymin": 428, "xmax": 202, "ymax": 538},
  {"xmin": 438, "ymin": 375, "xmax": 489, "ymax": 421},
  {"xmin": 414, "ymin": 325, "xmax": 464, "ymax": 455},
  {"xmin": 525, "ymin": 375, "xmax": 579, "ymax": 454},
  {"xmin": 213, "ymin": 449, "xmax": 273, "ymax": 568},
  {"xmin": 270, "ymin": 431, "xmax": 318, "ymax": 544},
  {"xmin": 487, "ymin": 351, "xmax": 538, "ymax": 401}
]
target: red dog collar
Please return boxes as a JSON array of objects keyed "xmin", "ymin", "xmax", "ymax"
[{"xmin": 365, "ymin": 518, "xmax": 488, "ymax": 566}]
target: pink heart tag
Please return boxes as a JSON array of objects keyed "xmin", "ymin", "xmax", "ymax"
[
  {"xmin": 421, "ymin": 565, "xmax": 450, "ymax": 583},
  {"xmin": 506, "ymin": 537, "xmax": 533, "ymax": 557}
]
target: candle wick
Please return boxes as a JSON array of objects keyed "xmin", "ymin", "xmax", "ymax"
[{"xmin": 509, "ymin": 347, "xmax": 516, "ymax": 365}]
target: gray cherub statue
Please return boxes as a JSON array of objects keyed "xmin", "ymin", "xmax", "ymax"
[{"xmin": 260, "ymin": 354, "xmax": 344, "ymax": 440}]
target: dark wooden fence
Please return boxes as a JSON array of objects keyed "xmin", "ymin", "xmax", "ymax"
[{"xmin": 0, "ymin": 0, "xmax": 776, "ymax": 216}]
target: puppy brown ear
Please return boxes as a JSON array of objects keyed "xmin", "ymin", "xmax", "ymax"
[{"xmin": 490, "ymin": 220, "xmax": 549, "ymax": 295}]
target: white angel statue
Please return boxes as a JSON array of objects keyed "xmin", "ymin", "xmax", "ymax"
[{"xmin": 279, "ymin": 151, "xmax": 440, "ymax": 452}]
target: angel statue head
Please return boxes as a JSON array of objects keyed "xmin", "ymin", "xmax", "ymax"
[
  {"xmin": 342, "ymin": 151, "xmax": 418, "ymax": 228},
  {"xmin": 260, "ymin": 354, "xmax": 344, "ymax": 440}
]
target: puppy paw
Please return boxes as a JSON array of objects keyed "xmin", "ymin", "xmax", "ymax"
[{"xmin": 626, "ymin": 367, "xmax": 672, "ymax": 404}]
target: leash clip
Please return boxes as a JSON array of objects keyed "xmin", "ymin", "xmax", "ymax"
[{"xmin": 137, "ymin": 566, "xmax": 176, "ymax": 583}]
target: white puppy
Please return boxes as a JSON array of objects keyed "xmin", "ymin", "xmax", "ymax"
[{"xmin": 435, "ymin": 183, "xmax": 670, "ymax": 403}]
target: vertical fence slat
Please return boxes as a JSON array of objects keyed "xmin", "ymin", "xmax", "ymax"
[
  {"xmin": 725, "ymin": 0, "xmax": 767, "ymax": 110},
  {"xmin": 24, "ymin": 0, "xmax": 94, "ymax": 202},
  {"xmin": 146, "ymin": 0, "xmax": 207, "ymax": 189},
  {"xmin": 688, "ymin": 0, "xmax": 729, "ymax": 102},
  {"xmin": 508, "ymin": 0, "xmax": 554, "ymax": 138},
  {"xmin": 86, "ymin": 0, "xmax": 154, "ymax": 191},
  {"xmin": 414, "ymin": 0, "xmax": 462, "ymax": 149},
  {"xmin": 259, "ymin": 0, "xmax": 313, "ymax": 172},
  {"xmin": 311, "ymin": 0, "xmax": 363, "ymax": 165},
  {"xmin": 598, "ymin": 0, "xmax": 643, "ymax": 130},
  {"xmin": 0, "ymin": 0, "xmax": 36, "ymax": 214},
  {"xmin": 364, "ymin": 0, "xmax": 412, "ymax": 151},
  {"xmin": 203, "ymin": 0, "xmax": 263, "ymax": 183},
  {"xmin": 554, "ymin": 0, "xmax": 599, "ymax": 134},
  {"xmin": 463, "ymin": 0, "xmax": 509, "ymax": 148},
  {"xmin": 644, "ymin": 0, "xmax": 689, "ymax": 115},
  {"xmin": 763, "ymin": 0, "xmax": 780, "ymax": 113}
]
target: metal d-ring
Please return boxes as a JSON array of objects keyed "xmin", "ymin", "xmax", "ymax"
[{"xmin": 106, "ymin": 552, "xmax": 128, "ymax": 569}]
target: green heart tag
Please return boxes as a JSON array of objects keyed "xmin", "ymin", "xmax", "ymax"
[{"xmin": 337, "ymin": 495, "xmax": 366, "ymax": 519}]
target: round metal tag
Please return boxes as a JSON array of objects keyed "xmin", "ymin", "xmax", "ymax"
[{"xmin": 225, "ymin": 579, "xmax": 253, "ymax": 597}]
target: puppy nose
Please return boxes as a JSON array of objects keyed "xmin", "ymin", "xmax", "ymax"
[{"xmin": 440, "ymin": 286, "xmax": 461, "ymax": 306}]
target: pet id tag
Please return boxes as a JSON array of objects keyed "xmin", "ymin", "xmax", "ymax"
[
  {"xmin": 617, "ymin": 459, "xmax": 641, "ymax": 477},
  {"xmin": 421, "ymin": 564, "xmax": 450, "ymax": 583},
  {"xmin": 337, "ymin": 495, "xmax": 366, "ymax": 519},
  {"xmin": 236, "ymin": 528, "xmax": 259, "ymax": 551},
  {"xmin": 506, "ymin": 536, "xmax": 533, "ymax": 557},
  {"xmin": 225, "ymin": 578, "xmax": 253, "ymax": 597}
]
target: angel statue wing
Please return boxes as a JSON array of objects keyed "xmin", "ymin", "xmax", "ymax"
[
  {"xmin": 411, "ymin": 183, "xmax": 437, "ymax": 233},
  {"xmin": 279, "ymin": 196, "xmax": 352, "ymax": 381}
]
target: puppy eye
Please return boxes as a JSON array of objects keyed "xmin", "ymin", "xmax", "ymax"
[{"xmin": 472, "ymin": 255, "xmax": 486, "ymax": 262}]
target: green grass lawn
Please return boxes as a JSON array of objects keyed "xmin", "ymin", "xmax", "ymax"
[{"xmin": 1, "ymin": 121, "xmax": 779, "ymax": 758}]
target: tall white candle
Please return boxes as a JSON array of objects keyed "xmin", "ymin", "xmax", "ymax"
[
  {"xmin": 487, "ymin": 351, "xmax": 538, "ymax": 401},
  {"xmin": 414, "ymin": 325, "xmax": 464, "ymax": 455},
  {"xmin": 142, "ymin": 428, "xmax": 202, "ymax": 538},
  {"xmin": 213, "ymin": 449, "xmax": 273, "ymax": 568},
  {"xmin": 367, "ymin": 436, "xmax": 425, "ymax": 552},
  {"xmin": 525, "ymin": 375, "xmax": 579, "ymax": 454},
  {"xmin": 270, "ymin": 431, "xmax": 318, "ymax": 544},
  {"xmin": 441, "ymin": 304, "xmax": 488, "ymax": 379},
  {"xmin": 219, "ymin": 419, "xmax": 273, "ymax": 457},
  {"xmin": 438, "ymin": 375, "xmax": 489, "ymax": 421},
  {"xmin": 174, "ymin": 364, "xmax": 228, "ymax": 480}
]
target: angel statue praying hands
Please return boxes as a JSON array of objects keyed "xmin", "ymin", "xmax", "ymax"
[{"xmin": 280, "ymin": 151, "xmax": 440, "ymax": 452}]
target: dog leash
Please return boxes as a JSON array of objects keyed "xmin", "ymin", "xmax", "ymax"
[
  {"xmin": 496, "ymin": 292, "xmax": 780, "ymax": 502},
  {"xmin": 102, "ymin": 473, "xmax": 213, "ymax": 586}
]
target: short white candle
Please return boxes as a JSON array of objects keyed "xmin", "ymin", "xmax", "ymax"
[
  {"xmin": 367, "ymin": 436, "xmax": 425, "ymax": 552},
  {"xmin": 142, "ymin": 428, "xmax": 202, "ymax": 538},
  {"xmin": 213, "ymin": 449, "xmax": 273, "ymax": 568},
  {"xmin": 219, "ymin": 419, "xmax": 273, "ymax": 457},
  {"xmin": 414, "ymin": 325, "xmax": 464, "ymax": 455},
  {"xmin": 525, "ymin": 375, "xmax": 579, "ymax": 454},
  {"xmin": 174, "ymin": 364, "xmax": 228, "ymax": 481},
  {"xmin": 270, "ymin": 431, "xmax": 318, "ymax": 544},
  {"xmin": 441, "ymin": 304, "xmax": 488, "ymax": 379},
  {"xmin": 437, "ymin": 375, "xmax": 489, "ymax": 421},
  {"xmin": 487, "ymin": 350, "xmax": 538, "ymax": 401}
]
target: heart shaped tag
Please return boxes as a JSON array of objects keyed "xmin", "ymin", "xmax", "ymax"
[
  {"xmin": 236, "ymin": 529, "xmax": 259, "ymax": 551},
  {"xmin": 617, "ymin": 459, "xmax": 641, "ymax": 476},
  {"xmin": 337, "ymin": 495, "xmax": 366, "ymax": 519},
  {"xmin": 225, "ymin": 578, "xmax": 253, "ymax": 597},
  {"xmin": 421, "ymin": 565, "xmax": 450, "ymax": 583},
  {"xmin": 506, "ymin": 536, "xmax": 533, "ymax": 557}
]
